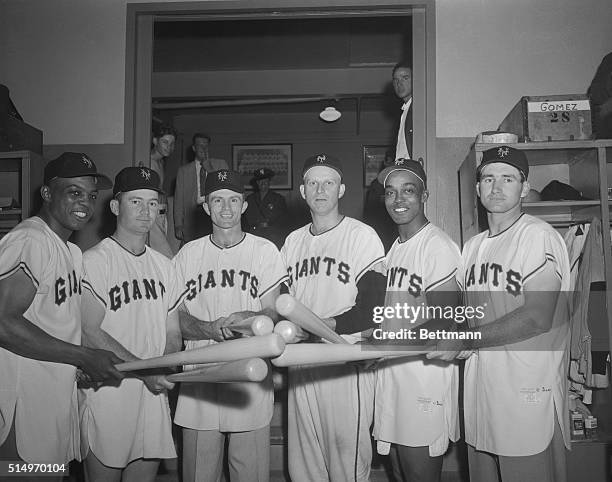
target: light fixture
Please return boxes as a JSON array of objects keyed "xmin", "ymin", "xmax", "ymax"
[{"xmin": 319, "ymin": 105, "xmax": 341, "ymax": 122}]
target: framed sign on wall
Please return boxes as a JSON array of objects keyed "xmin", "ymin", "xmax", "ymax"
[
  {"xmin": 363, "ymin": 145, "xmax": 390, "ymax": 187},
  {"xmin": 232, "ymin": 144, "xmax": 292, "ymax": 189}
]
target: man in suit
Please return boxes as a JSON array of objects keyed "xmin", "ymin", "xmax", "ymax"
[
  {"xmin": 174, "ymin": 133, "xmax": 228, "ymax": 243},
  {"xmin": 392, "ymin": 62, "xmax": 413, "ymax": 160}
]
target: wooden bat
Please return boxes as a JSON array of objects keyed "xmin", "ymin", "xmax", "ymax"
[
  {"xmin": 229, "ymin": 315, "xmax": 274, "ymax": 336},
  {"xmin": 166, "ymin": 358, "xmax": 268, "ymax": 383},
  {"xmin": 116, "ymin": 333, "xmax": 285, "ymax": 372},
  {"xmin": 273, "ymin": 320, "xmax": 301, "ymax": 344},
  {"xmin": 271, "ymin": 343, "xmax": 429, "ymax": 367},
  {"xmin": 275, "ymin": 294, "xmax": 349, "ymax": 345}
]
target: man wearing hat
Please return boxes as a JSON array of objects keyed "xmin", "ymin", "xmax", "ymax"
[
  {"xmin": 79, "ymin": 166, "xmax": 184, "ymax": 482},
  {"xmin": 428, "ymin": 146, "xmax": 571, "ymax": 482},
  {"xmin": 0, "ymin": 152, "xmax": 124, "ymax": 469},
  {"xmin": 174, "ymin": 169, "xmax": 287, "ymax": 482},
  {"xmin": 281, "ymin": 154, "xmax": 386, "ymax": 481},
  {"xmin": 372, "ymin": 159, "xmax": 460, "ymax": 482},
  {"xmin": 174, "ymin": 133, "xmax": 229, "ymax": 244},
  {"xmin": 244, "ymin": 167, "xmax": 289, "ymax": 248}
]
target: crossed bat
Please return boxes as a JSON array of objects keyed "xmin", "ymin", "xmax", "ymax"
[{"xmin": 115, "ymin": 294, "xmax": 427, "ymax": 383}]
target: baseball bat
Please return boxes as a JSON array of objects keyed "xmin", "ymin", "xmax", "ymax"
[
  {"xmin": 273, "ymin": 320, "xmax": 301, "ymax": 344},
  {"xmin": 229, "ymin": 315, "xmax": 274, "ymax": 336},
  {"xmin": 275, "ymin": 294, "xmax": 349, "ymax": 345},
  {"xmin": 166, "ymin": 358, "xmax": 268, "ymax": 383},
  {"xmin": 116, "ymin": 333, "xmax": 285, "ymax": 372},
  {"xmin": 271, "ymin": 343, "xmax": 429, "ymax": 367}
]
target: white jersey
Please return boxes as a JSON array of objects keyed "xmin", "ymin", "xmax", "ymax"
[
  {"xmin": 80, "ymin": 238, "xmax": 185, "ymax": 467},
  {"xmin": 460, "ymin": 214, "xmax": 571, "ymax": 456},
  {"xmin": 174, "ymin": 234, "xmax": 287, "ymax": 431},
  {"xmin": 282, "ymin": 216, "xmax": 385, "ymax": 341},
  {"xmin": 0, "ymin": 217, "xmax": 82, "ymax": 463},
  {"xmin": 282, "ymin": 216, "xmax": 384, "ymax": 481},
  {"xmin": 374, "ymin": 223, "xmax": 460, "ymax": 455}
]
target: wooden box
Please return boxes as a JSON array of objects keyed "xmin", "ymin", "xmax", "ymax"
[{"xmin": 498, "ymin": 94, "xmax": 592, "ymax": 142}]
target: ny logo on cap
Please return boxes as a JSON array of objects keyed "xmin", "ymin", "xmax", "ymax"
[
  {"xmin": 316, "ymin": 155, "xmax": 326, "ymax": 163},
  {"xmin": 140, "ymin": 168, "xmax": 151, "ymax": 181},
  {"xmin": 81, "ymin": 155, "xmax": 93, "ymax": 168},
  {"xmin": 395, "ymin": 159, "xmax": 406, "ymax": 166},
  {"xmin": 497, "ymin": 147, "xmax": 510, "ymax": 158},
  {"xmin": 259, "ymin": 168, "xmax": 265, "ymax": 175},
  {"xmin": 218, "ymin": 172, "xmax": 228, "ymax": 181}
]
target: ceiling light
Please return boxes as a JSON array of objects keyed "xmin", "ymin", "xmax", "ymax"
[{"xmin": 319, "ymin": 106, "xmax": 341, "ymax": 122}]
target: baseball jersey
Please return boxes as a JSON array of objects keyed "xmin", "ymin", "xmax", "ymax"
[
  {"xmin": 79, "ymin": 238, "xmax": 186, "ymax": 467},
  {"xmin": 173, "ymin": 233, "xmax": 287, "ymax": 431},
  {"xmin": 0, "ymin": 217, "xmax": 81, "ymax": 463},
  {"xmin": 282, "ymin": 217, "xmax": 384, "ymax": 481},
  {"xmin": 281, "ymin": 216, "xmax": 385, "ymax": 338},
  {"xmin": 374, "ymin": 223, "xmax": 460, "ymax": 455},
  {"xmin": 460, "ymin": 213, "xmax": 571, "ymax": 456}
]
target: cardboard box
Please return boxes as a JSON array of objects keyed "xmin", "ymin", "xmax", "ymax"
[{"xmin": 499, "ymin": 94, "xmax": 592, "ymax": 142}]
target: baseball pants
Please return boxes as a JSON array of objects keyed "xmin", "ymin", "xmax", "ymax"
[
  {"xmin": 288, "ymin": 364, "xmax": 375, "ymax": 482},
  {"xmin": 389, "ymin": 444, "xmax": 443, "ymax": 482},
  {"xmin": 182, "ymin": 425, "xmax": 270, "ymax": 482},
  {"xmin": 467, "ymin": 416, "xmax": 567, "ymax": 482}
]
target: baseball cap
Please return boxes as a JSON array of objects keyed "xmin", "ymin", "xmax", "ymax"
[
  {"xmin": 377, "ymin": 158, "xmax": 427, "ymax": 188},
  {"xmin": 204, "ymin": 169, "xmax": 244, "ymax": 196},
  {"xmin": 302, "ymin": 153, "xmax": 343, "ymax": 179},
  {"xmin": 113, "ymin": 167, "xmax": 164, "ymax": 196},
  {"xmin": 251, "ymin": 167, "xmax": 275, "ymax": 183},
  {"xmin": 478, "ymin": 145, "xmax": 529, "ymax": 179},
  {"xmin": 44, "ymin": 152, "xmax": 113, "ymax": 189}
]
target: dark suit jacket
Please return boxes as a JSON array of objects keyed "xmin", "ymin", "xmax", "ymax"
[
  {"xmin": 174, "ymin": 158, "xmax": 228, "ymax": 242},
  {"xmin": 404, "ymin": 103, "xmax": 413, "ymax": 157}
]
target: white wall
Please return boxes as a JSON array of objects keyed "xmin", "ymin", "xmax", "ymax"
[
  {"xmin": 436, "ymin": 0, "xmax": 612, "ymax": 137},
  {"xmin": 1, "ymin": 0, "xmax": 611, "ymax": 144},
  {"xmin": 0, "ymin": 0, "xmax": 126, "ymax": 144}
]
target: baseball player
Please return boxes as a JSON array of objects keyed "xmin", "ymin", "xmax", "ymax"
[
  {"xmin": 372, "ymin": 159, "xmax": 460, "ymax": 482},
  {"xmin": 281, "ymin": 154, "xmax": 386, "ymax": 482},
  {"xmin": 0, "ymin": 153, "xmax": 123, "ymax": 471},
  {"xmin": 173, "ymin": 169, "xmax": 288, "ymax": 482},
  {"xmin": 79, "ymin": 167, "xmax": 184, "ymax": 482},
  {"xmin": 428, "ymin": 146, "xmax": 571, "ymax": 482}
]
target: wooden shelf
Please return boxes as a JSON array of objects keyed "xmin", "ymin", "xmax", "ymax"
[
  {"xmin": 0, "ymin": 208, "xmax": 22, "ymax": 216},
  {"xmin": 523, "ymin": 200, "xmax": 601, "ymax": 223}
]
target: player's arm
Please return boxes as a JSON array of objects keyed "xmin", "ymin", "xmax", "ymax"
[
  {"xmin": 465, "ymin": 264, "xmax": 560, "ymax": 348},
  {"xmin": 428, "ymin": 262, "xmax": 561, "ymax": 359},
  {"xmin": 164, "ymin": 309, "xmax": 182, "ymax": 355},
  {"xmin": 329, "ymin": 268, "xmax": 387, "ymax": 335},
  {"xmin": 384, "ymin": 278, "xmax": 461, "ymax": 347},
  {"xmin": 178, "ymin": 302, "xmax": 233, "ymax": 342},
  {"xmin": 81, "ymin": 289, "xmax": 140, "ymax": 362},
  {"xmin": 0, "ymin": 270, "xmax": 124, "ymax": 382},
  {"xmin": 144, "ymin": 309, "xmax": 182, "ymax": 393}
]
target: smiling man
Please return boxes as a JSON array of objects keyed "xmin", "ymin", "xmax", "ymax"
[
  {"xmin": 0, "ymin": 152, "xmax": 124, "ymax": 472},
  {"xmin": 174, "ymin": 169, "xmax": 287, "ymax": 482},
  {"xmin": 281, "ymin": 153, "xmax": 386, "ymax": 482},
  {"xmin": 372, "ymin": 159, "xmax": 460, "ymax": 482},
  {"xmin": 79, "ymin": 167, "xmax": 185, "ymax": 482}
]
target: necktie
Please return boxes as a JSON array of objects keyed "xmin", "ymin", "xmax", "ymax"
[{"xmin": 199, "ymin": 163, "xmax": 207, "ymax": 197}]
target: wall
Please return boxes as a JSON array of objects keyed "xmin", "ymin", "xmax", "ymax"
[{"xmin": 2, "ymin": 0, "xmax": 612, "ymax": 244}]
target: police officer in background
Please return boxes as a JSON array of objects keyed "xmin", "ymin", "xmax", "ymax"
[{"xmin": 244, "ymin": 167, "xmax": 289, "ymax": 248}]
